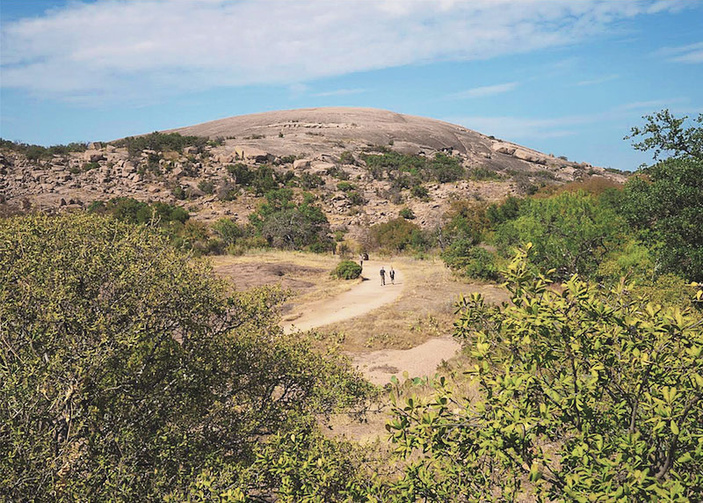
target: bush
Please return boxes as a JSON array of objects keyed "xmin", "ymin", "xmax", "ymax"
[
  {"xmin": 371, "ymin": 217, "xmax": 428, "ymax": 253},
  {"xmin": 461, "ymin": 247, "xmax": 499, "ymax": 281},
  {"xmin": 249, "ymin": 190, "xmax": 333, "ymax": 251},
  {"xmin": 494, "ymin": 191, "xmax": 626, "ymax": 280},
  {"xmin": 0, "ymin": 213, "xmax": 371, "ymax": 500},
  {"xmin": 211, "ymin": 218, "xmax": 245, "ymax": 247},
  {"xmin": 337, "ymin": 181, "xmax": 356, "ymax": 192},
  {"xmin": 346, "ymin": 191, "xmax": 366, "ymax": 206},
  {"xmin": 442, "ymin": 240, "xmax": 499, "ymax": 281},
  {"xmin": 410, "ymin": 184, "xmax": 429, "ymax": 200},
  {"xmin": 112, "ymin": 132, "xmax": 207, "ymax": 158},
  {"xmin": 399, "ymin": 207, "xmax": 415, "ymax": 220},
  {"xmin": 297, "ymin": 172, "xmax": 322, "ymax": 189},
  {"xmin": 386, "ymin": 246, "xmax": 703, "ymax": 500},
  {"xmin": 197, "ymin": 179, "xmax": 214, "ymax": 195},
  {"xmin": 331, "ymin": 260, "xmax": 363, "ymax": 280}
]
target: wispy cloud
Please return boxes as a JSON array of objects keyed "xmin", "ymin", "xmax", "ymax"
[
  {"xmin": 0, "ymin": 0, "xmax": 696, "ymax": 102},
  {"xmin": 654, "ymin": 41, "xmax": 703, "ymax": 64},
  {"xmin": 617, "ymin": 98, "xmax": 688, "ymax": 111},
  {"xmin": 313, "ymin": 88, "xmax": 365, "ymax": 97},
  {"xmin": 447, "ymin": 82, "xmax": 519, "ymax": 99},
  {"xmin": 576, "ymin": 74, "xmax": 620, "ymax": 86},
  {"xmin": 450, "ymin": 115, "xmax": 591, "ymax": 140},
  {"xmin": 449, "ymin": 97, "xmax": 693, "ymax": 141}
]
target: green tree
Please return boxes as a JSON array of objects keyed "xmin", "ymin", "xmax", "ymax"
[
  {"xmin": 371, "ymin": 217, "xmax": 428, "ymax": 253},
  {"xmin": 249, "ymin": 189, "xmax": 333, "ymax": 251},
  {"xmin": 626, "ymin": 109, "xmax": 703, "ymax": 161},
  {"xmin": 0, "ymin": 213, "xmax": 369, "ymax": 501},
  {"xmin": 211, "ymin": 218, "xmax": 245, "ymax": 247},
  {"xmin": 621, "ymin": 157, "xmax": 703, "ymax": 281},
  {"xmin": 385, "ymin": 246, "xmax": 703, "ymax": 501},
  {"xmin": 495, "ymin": 191, "xmax": 625, "ymax": 280},
  {"xmin": 622, "ymin": 110, "xmax": 703, "ymax": 282}
]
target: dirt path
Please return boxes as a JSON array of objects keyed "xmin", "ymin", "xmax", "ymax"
[
  {"xmin": 282, "ymin": 260, "xmax": 403, "ymax": 333},
  {"xmin": 351, "ymin": 336, "xmax": 462, "ymax": 385},
  {"xmin": 282, "ymin": 259, "xmax": 464, "ymax": 385}
]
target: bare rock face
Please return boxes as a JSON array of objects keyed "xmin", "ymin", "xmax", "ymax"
[{"xmin": 1, "ymin": 107, "xmax": 626, "ymax": 229}]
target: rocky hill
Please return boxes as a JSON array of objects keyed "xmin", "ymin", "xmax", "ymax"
[{"xmin": 0, "ymin": 107, "xmax": 624, "ymax": 231}]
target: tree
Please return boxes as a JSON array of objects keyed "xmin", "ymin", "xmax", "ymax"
[
  {"xmin": 0, "ymin": 213, "xmax": 369, "ymax": 500},
  {"xmin": 370, "ymin": 217, "xmax": 428, "ymax": 253},
  {"xmin": 494, "ymin": 191, "xmax": 626, "ymax": 280},
  {"xmin": 385, "ymin": 246, "xmax": 703, "ymax": 501},
  {"xmin": 621, "ymin": 157, "xmax": 703, "ymax": 281},
  {"xmin": 621, "ymin": 110, "xmax": 703, "ymax": 282},
  {"xmin": 249, "ymin": 189, "xmax": 333, "ymax": 251},
  {"xmin": 626, "ymin": 109, "xmax": 703, "ymax": 162}
]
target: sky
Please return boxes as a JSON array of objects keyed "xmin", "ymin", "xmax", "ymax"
[{"xmin": 1, "ymin": 0, "xmax": 702, "ymax": 171}]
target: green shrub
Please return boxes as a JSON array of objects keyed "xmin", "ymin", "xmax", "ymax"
[
  {"xmin": 338, "ymin": 151, "xmax": 355, "ymax": 165},
  {"xmin": 346, "ymin": 191, "xmax": 366, "ymax": 206},
  {"xmin": 172, "ymin": 185, "xmax": 187, "ymax": 200},
  {"xmin": 331, "ymin": 260, "xmax": 363, "ymax": 280},
  {"xmin": 249, "ymin": 189, "xmax": 333, "ymax": 251},
  {"xmin": 337, "ymin": 181, "xmax": 356, "ymax": 192},
  {"xmin": 82, "ymin": 161, "xmax": 100, "ymax": 171},
  {"xmin": 385, "ymin": 246, "xmax": 703, "ymax": 501},
  {"xmin": 371, "ymin": 218, "xmax": 428, "ymax": 252},
  {"xmin": 468, "ymin": 166, "xmax": 503, "ymax": 181},
  {"xmin": 211, "ymin": 218, "xmax": 245, "ymax": 246},
  {"xmin": 112, "ymin": 132, "xmax": 207, "ymax": 158},
  {"xmin": 197, "ymin": 180, "xmax": 215, "ymax": 195},
  {"xmin": 441, "ymin": 237, "xmax": 499, "ymax": 281},
  {"xmin": 299, "ymin": 172, "xmax": 324, "ymax": 189},
  {"xmin": 410, "ymin": 185, "xmax": 429, "ymax": 200},
  {"xmin": 462, "ymin": 247, "xmax": 499, "ymax": 281},
  {"xmin": 399, "ymin": 207, "xmax": 415, "ymax": 220},
  {"xmin": 0, "ymin": 213, "xmax": 371, "ymax": 501},
  {"xmin": 494, "ymin": 191, "xmax": 626, "ymax": 280}
]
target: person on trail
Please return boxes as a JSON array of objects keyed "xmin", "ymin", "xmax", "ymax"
[
  {"xmin": 380, "ymin": 266, "xmax": 386, "ymax": 286},
  {"xmin": 389, "ymin": 267, "xmax": 395, "ymax": 285}
]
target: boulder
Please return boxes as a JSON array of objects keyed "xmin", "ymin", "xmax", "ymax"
[
  {"xmin": 310, "ymin": 161, "xmax": 335, "ymax": 174},
  {"xmin": 83, "ymin": 150, "xmax": 106, "ymax": 163},
  {"xmin": 293, "ymin": 159, "xmax": 311, "ymax": 170},
  {"xmin": 491, "ymin": 143, "xmax": 516, "ymax": 156},
  {"xmin": 513, "ymin": 148, "xmax": 547, "ymax": 165}
]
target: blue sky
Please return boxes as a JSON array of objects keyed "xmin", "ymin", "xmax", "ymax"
[{"xmin": 1, "ymin": 0, "xmax": 702, "ymax": 171}]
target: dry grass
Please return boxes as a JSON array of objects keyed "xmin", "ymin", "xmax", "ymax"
[
  {"xmin": 316, "ymin": 256, "xmax": 508, "ymax": 352},
  {"xmin": 210, "ymin": 250, "xmax": 358, "ymax": 304},
  {"xmin": 209, "ymin": 250, "xmax": 509, "ymax": 444}
]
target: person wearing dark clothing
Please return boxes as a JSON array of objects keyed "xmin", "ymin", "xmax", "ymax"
[
  {"xmin": 380, "ymin": 266, "xmax": 386, "ymax": 286},
  {"xmin": 389, "ymin": 267, "xmax": 395, "ymax": 285}
]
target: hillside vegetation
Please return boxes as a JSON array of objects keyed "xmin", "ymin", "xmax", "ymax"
[{"xmin": 1, "ymin": 110, "xmax": 702, "ymax": 501}]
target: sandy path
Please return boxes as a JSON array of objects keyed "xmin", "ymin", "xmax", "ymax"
[
  {"xmin": 351, "ymin": 337, "xmax": 462, "ymax": 386},
  {"xmin": 282, "ymin": 260, "xmax": 403, "ymax": 333},
  {"xmin": 282, "ymin": 259, "xmax": 463, "ymax": 385}
]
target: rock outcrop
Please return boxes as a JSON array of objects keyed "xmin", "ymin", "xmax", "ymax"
[{"xmin": 0, "ymin": 107, "xmax": 625, "ymax": 229}]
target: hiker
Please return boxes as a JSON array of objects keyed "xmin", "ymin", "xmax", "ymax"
[
  {"xmin": 380, "ymin": 266, "xmax": 386, "ymax": 286},
  {"xmin": 389, "ymin": 267, "xmax": 395, "ymax": 285}
]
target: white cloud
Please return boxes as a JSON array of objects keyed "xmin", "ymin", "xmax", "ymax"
[
  {"xmin": 450, "ymin": 115, "xmax": 589, "ymax": 140},
  {"xmin": 0, "ymin": 0, "xmax": 694, "ymax": 102},
  {"xmin": 449, "ymin": 97, "xmax": 692, "ymax": 141},
  {"xmin": 448, "ymin": 82, "xmax": 519, "ymax": 99},
  {"xmin": 654, "ymin": 41, "xmax": 703, "ymax": 64},
  {"xmin": 617, "ymin": 98, "xmax": 688, "ymax": 111}
]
